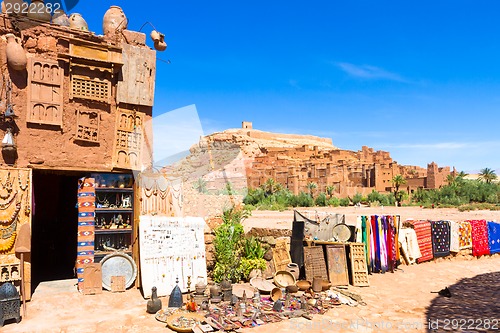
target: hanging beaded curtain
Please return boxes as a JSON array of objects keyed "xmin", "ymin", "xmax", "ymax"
[
  {"xmin": 138, "ymin": 170, "xmax": 182, "ymax": 217},
  {"xmin": 76, "ymin": 178, "xmax": 96, "ymax": 291}
]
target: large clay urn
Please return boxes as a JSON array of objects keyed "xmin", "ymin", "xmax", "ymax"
[
  {"xmin": 103, "ymin": 5, "xmax": 127, "ymax": 36},
  {"xmin": 5, "ymin": 33, "xmax": 27, "ymax": 71},
  {"xmin": 27, "ymin": 0, "xmax": 51, "ymax": 22},
  {"xmin": 52, "ymin": 8, "xmax": 70, "ymax": 27},
  {"xmin": 1, "ymin": 0, "xmax": 27, "ymax": 15},
  {"xmin": 69, "ymin": 13, "xmax": 88, "ymax": 31}
]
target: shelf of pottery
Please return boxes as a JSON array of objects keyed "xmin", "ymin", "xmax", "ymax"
[{"xmin": 92, "ymin": 173, "xmax": 134, "ymax": 261}]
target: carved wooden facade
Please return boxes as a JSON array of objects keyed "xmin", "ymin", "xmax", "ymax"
[
  {"xmin": 26, "ymin": 58, "xmax": 64, "ymax": 126},
  {"xmin": 113, "ymin": 108, "xmax": 144, "ymax": 170}
]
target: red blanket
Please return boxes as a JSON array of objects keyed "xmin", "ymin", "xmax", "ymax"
[
  {"xmin": 409, "ymin": 220, "xmax": 433, "ymax": 263},
  {"xmin": 469, "ymin": 220, "xmax": 490, "ymax": 257}
]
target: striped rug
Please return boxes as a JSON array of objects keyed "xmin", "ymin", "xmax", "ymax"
[{"xmin": 76, "ymin": 178, "xmax": 95, "ymax": 290}]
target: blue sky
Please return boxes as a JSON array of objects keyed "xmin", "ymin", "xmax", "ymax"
[{"xmin": 73, "ymin": 0, "xmax": 500, "ymax": 172}]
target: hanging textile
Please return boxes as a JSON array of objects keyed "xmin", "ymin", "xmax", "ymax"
[
  {"xmin": 76, "ymin": 177, "xmax": 96, "ymax": 291},
  {"xmin": 355, "ymin": 216, "xmax": 363, "ymax": 243},
  {"xmin": 469, "ymin": 220, "xmax": 490, "ymax": 257},
  {"xmin": 399, "ymin": 228, "xmax": 421, "ymax": 264},
  {"xmin": 487, "ymin": 221, "xmax": 500, "ymax": 254},
  {"xmin": 408, "ymin": 220, "xmax": 433, "ymax": 263},
  {"xmin": 431, "ymin": 220, "xmax": 451, "ymax": 258},
  {"xmin": 449, "ymin": 221, "xmax": 460, "ymax": 253},
  {"xmin": 458, "ymin": 221, "xmax": 472, "ymax": 250},
  {"xmin": 361, "ymin": 215, "xmax": 399, "ymax": 273}
]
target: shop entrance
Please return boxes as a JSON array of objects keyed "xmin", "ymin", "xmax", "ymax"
[{"xmin": 31, "ymin": 170, "xmax": 84, "ymax": 292}]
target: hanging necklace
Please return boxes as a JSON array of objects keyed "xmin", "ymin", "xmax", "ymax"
[
  {"xmin": 0, "ymin": 191, "xmax": 17, "ymax": 210},
  {"xmin": 18, "ymin": 171, "xmax": 29, "ymax": 191},
  {"xmin": 0, "ymin": 201, "xmax": 21, "ymax": 225},
  {"xmin": 24, "ymin": 191, "xmax": 30, "ymax": 216}
]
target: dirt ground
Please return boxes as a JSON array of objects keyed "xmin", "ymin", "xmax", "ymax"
[
  {"xmin": 2, "ymin": 207, "xmax": 499, "ymax": 333},
  {"xmin": 242, "ymin": 206, "xmax": 500, "ymax": 232}
]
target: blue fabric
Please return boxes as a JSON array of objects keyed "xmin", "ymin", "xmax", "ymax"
[{"xmin": 487, "ymin": 221, "xmax": 500, "ymax": 254}]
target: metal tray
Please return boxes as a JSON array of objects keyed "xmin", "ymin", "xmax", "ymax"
[{"xmin": 100, "ymin": 252, "xmax": 137, "ymax": 291}]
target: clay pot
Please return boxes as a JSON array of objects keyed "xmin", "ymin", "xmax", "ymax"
[
  {"xmin": 27, "ymin": 0, "xmax": 51, "ymax": 22},
  {"xmin": 69, "ymin": 13, "xmax": 88, "ymax": 31},
  {"xmin": 150, "ymin": 30, "xmax": 161, "ymax": 42},
  {"xmin": 103, "ymin": 5, "xmax": 127, "ymax": 36},
  {"xmin": 209, "ymin": 284, "xmax": 221, "ymax": 297},
  {"xmin": 1, "ymin": 0, "xmax": 27, "ymax": 15},
  {"xmin": 51, "ymin": 8, "xmax": 70, "ymax": 27},
  {"xmin": 312, "ymin": 276, "xmax": 323, "ymax": 292},
  {"xmin": 248, "ymin": 268, "xmax": 262, "ymax": 280},
  {"xmin": 270, "ymin": 287, "xmax": 282, "ymax": 301},
  {"xmin": 286, "ymin": 263, "xmax": 300, "ymax": 280},
  {"xmin": 296, "ymin": 280, "xmax": 311, "ymax": 291},
  {"xmin": 5, "ymin": 33, "xmax": 27, "ymax": 71},
  {"xmin": 285, "ymin": 284, "xmax": 298, "ymax": 294},
  {"xmin": 321, "ymin": 280, "xmax": 332, "ymax": 291},
  {"xmin": 154, "ymin": 40, "xmax": 167, "ymax": 52}
]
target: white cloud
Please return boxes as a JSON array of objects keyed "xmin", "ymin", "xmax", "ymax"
[{"xmin": 337, "ymin": 62, "xmax": 407, "ymax": 82}]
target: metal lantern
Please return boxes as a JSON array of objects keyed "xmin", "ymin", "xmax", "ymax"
[
  {"xmin": 168, "ymin": 278, "xmax": 183, "ymax": 308},
  {"xmin": 0, "ymin": 282, "xmax": 21, "ymax": 326}
]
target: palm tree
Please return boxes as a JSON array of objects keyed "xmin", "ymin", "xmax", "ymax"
[
  {"xmin": 457, "ymin": 171, "xmax": 469, "ymax": 178},
  {"xmin": 307, "ymin": 182, "xmax": 318, "ymax": 198},
  {"xmin": 193, "ymin": 178, "xmax": 207, "ymax": 193},
  {"xmin": 262, "ymin": 178, "xmax": 282, "ymax": 196},
  {"xmin": 479, "ymin": 168, "xmax": 497, "ymax": 184},
  {"xmin": 391, "ymin": 175, "xmax": 407, "ymax": 206},
  {"xmin": 325, "ymin": 185, "xmax": 336, "ymax": 199}
]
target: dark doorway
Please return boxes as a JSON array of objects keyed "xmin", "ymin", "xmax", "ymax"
[{"xmin": 31, "ymin": 170, "xmax": 83, "ymax": 292}]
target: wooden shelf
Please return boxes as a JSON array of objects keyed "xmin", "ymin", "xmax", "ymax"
[
  {"xmin": 95, "ymin": 187, "xmax": 133, "ymax": 192},
  {"xmin": 95, "ymin": 228, "xmax": 132, "ymax": 234},
  {"xmin": 95, "ymin": 208, "xmax": 133, "ymax": 213}
]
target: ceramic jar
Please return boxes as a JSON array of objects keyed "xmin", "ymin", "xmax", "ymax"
[
  {"xmin": 5, "ymin": 33, "xmax": 27, "ymax": 71},
  {"xmin": 27, "ymin": 0, "xmax": 51, "ymax": 22},
  {"xmin": 286, "ymin": 263, "xmax": 300, "ymax": 280},
  {"xmin": 312, "ymin": 276, "xmax": 322, "ymax": 292},
  {"xmin": 1, "ymin": 0, "xmax": 27, "ymax": 15},
  {"xmin": 150, "ymin": 30, "xmax": 161, "ymax": 42},
  {"xmin": 154, "ymin": 36, "xmax": 167, "ymax": 51},
  {"xmin": 69, "ymin": 13, "xmax": 88, "ymax": 31},
  {"xmin": 51, "ymin": 8, "xmax": 70, "ymax": 27},
  {"xmin": 103, "ymin": 5, "xmax": 127, "ymax": 36},
  {"xmin": 209, "ymin": 284, "xmax": 221, "ymax": 297}
]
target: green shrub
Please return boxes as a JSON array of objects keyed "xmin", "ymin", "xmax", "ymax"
[
  {"xmin": 339, "ymin": 197, "xmax": 350, "ymax": 207},
  {"xmin": 315, "ymin": 192, "xmax": 327, "ymax": 206},
  {"xmin": 327, "ymin": 197, "xmax": 340, "ymax": 206}
]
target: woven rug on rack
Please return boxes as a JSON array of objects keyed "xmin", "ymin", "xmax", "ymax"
[
  {"xmin": 76, "ymin": 178, "xmax": 96, "ymax": 290},
  {"xmin": 469, "ymin": 220, "xmax": 490, "ymax": 257},
  {"xmin": 487, "ymin": 221, "xmax": 500, "ymax": 254},
  {"xmin": 458, "ymin": 221, "xmax": 472, "ymax": 249},
  {"xmin": 431, "ymin": 220, "xmax": 451, "ymax": 258},
  {"xmin": 408, "ymin": 220, "xmax": 433, "ymax": 263},
  {"xmin": 449, "ymin": 221, "xmax": 460, "ymax": 253}
]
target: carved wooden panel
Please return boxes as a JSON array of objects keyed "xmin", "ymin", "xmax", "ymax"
[
  {"xmin": 325, "ymin": 245, "xmax": 349, "ymax": 286},
  {"xmin": 82, "ymin": 263, "xmax": 102, "ymax": 295},
  {"xmin": 70, "ymin": 73, "xmax": 111, "ymax": 103},
  {"xmin": 272, "ymin": 238, "xmax": 291, "ymax": 272},
  {"xmin": 117, "ymin": 43, "xmax": 156, "ymax": 106},
  {"xmin": 27, "ymin": 58, "xmax": 64, "ymax": 126},
  {"xmin": 113, "ymin": 108, "xmax": 144, "ymax": 170},
  {"xmin": 75, "ymin": 110, "xmax": 100, "ymax": 143},
  {"xmin": 304, "ymin": 246, "xmax": 328, "ymax": 281},
  {"xmin": 111, "ymin": 276, "xmax": 125, "ymax": 293}
]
